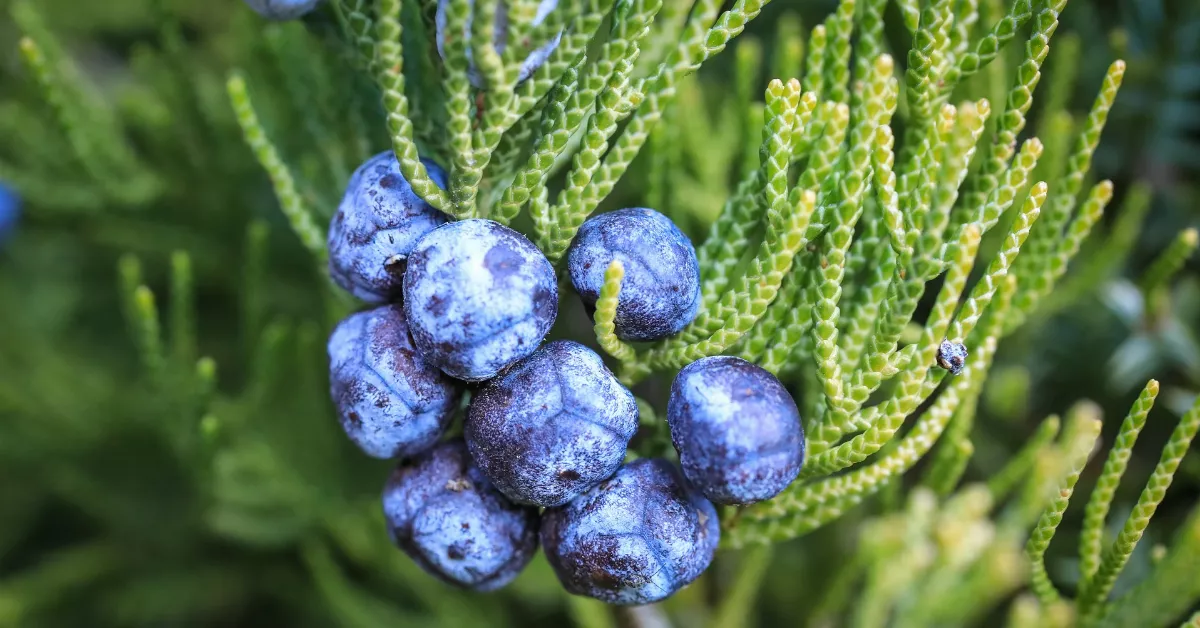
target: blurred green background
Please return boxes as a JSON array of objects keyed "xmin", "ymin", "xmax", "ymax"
[{"xmin": 0, "ymin": 0, "xmax": 1197, "ymax": 625}]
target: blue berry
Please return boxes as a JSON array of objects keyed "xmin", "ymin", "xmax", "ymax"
[
  {"xmin": 541, "ymin": 458, "xmax": 719, "ymax": 605},
  {"xmin": 328, "ymin": 304, "xmax": 463, "ymax": 459},
  {"xmin": 435, "ymin": 0, "xmax": 562, "ymax": 89},
  {"xmin": 0, "ymin": 182, "xmax": 19, "ymax": 245},
  {"xmin": 567, "ymin": 208, "xmax": 700, "ymax": 341},
  {"xmin": 243, "ymin": 0, "xmax": 322, "ymax": 20},
  {"xmin": 667, "ymin": 356, "xmax": 805, "ymax": 505},
  {"xmin": 328, "ymin": 151, "xmax": 451, "ymax": 303},
  {"xmin": 466, "ymin": 340, "xmax": 638, "ymax": 507},
  {"xmin": 936, "ymin": 340, "xmax": 968, "ymax": 375},
  {"xmin": 403, "ymin": 219, "xmax": 557, "ymax": 382},
  {"xmin": 383, "ymin": 441, "xmax": 539, "ymax": 591}
]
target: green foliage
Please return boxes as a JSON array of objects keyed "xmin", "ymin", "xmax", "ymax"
[{"xmin": 1, "ymin": 0, "xmax": 1199, "ymax": 626}]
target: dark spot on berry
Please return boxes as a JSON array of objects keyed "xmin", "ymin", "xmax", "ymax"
[
  {"xmin": 484, "ymin": 244, "xmax": 524, "ymax": 279},
  {"xmin": 347, "ymin": 411, "xmax": 362, "ymax": 426},
  {"xmin": 559, "ymin": 469, "xmax": 581, "ymax": 481},
  {"xmin": 379, "ymin": 174, "xmax": 400, "ymax": 189},
  {"xmin": 428, "ymin": 293, "xmax": 448, "ymax": 316},
  {"xmin": 447, "ymin": 545, "xmax": 465, "ymax": 560},
  {"xmin": 591, "ymin": 568, "xmax": 623, "ymax": 591}
]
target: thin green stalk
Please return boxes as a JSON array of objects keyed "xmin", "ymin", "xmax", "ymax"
[
  {"xmin": 1079, "ymin": 380, "xmax": 1159, "ymax": 587},
  {"xmin": 1079, "ymin": 395, "xmax": 1200, "ymax": 620},
  {"xmin": 1026, "ymin": 403, "xmax": 1102, "ymax": 605}
]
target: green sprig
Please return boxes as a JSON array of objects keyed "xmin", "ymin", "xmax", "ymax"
[
  {"xmin": 1079, "ymin": 393, "xmax": 1200, "ymax": 620},
  {"xmin": 377, "ymin": 0, "xmax": 456, "ymax": 214},
  {"xmin": 822, "ymin": 0, "xmax": 856, "ymax": 105},
  {"xmin": 593, "ymin": 260, "xmax": 638, "ymax": 366},
  {"xmin": 945, "ymin": 0, "xmax": 1032, "ymax": 87},
  {"xmin": 1026, "ymin": 402, "xmax": 1102, "ymax": 606},
  {"xmin": 1079, "ymin": 380, "xmax": 1159, "ymax": 588},
  {"xmin": 1138, "ymin": 228, "xmax": 1199, "ymax": 300},
  {"xmin": 957, "ymin": 2, "xmax": 1062, "ymax": 233},
  {"xmin": 1095, "ymin": 506, "xmax": 1200, "ymax": 628},
  {"xmin": 227, "ymin": 73, "xmax": 326, "ymax": 263}
]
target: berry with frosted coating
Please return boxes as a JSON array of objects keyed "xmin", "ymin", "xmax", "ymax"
[
  {"xmin": 567, "ymin": 208, "xmax": 700, "ymax": 341},
  {"xmin": 466, "ymin": 340, "xmax": 638, "ymax": 507},
  {"xmin": 328, "ymin": 304, "xmax": 462, "ymax": 459},
  {"xmin": 328, "ymin": 151, "xmax": 451, "ymax": 303},
  {"xmin": 403, "ymin": 219, "xmax": 557, "ymax": 382},
  {"xmin": 540, "ymin": 458, "xmax": 719, "ymax": 605},
  {"xmin": 667, "ymin": 356, "xmax": 805, "ymax": 505},
  {"xmin": 382, "ymin": 441, "xmax": 539, "ymax": 591}
]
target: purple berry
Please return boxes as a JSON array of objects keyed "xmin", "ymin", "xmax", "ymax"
[
  {"xmin": 466, "ymin": 340, "xmax": 638, "ymax": 507},
  {"xmin": 383, "ymin": 441, "xmax": 540, "ymax": 591},
  {"xmin": 403, "ymin": 219, "xmax": 557, "ymax": 382},
  {"xmin": 541, "ymin": 458, "xmax": 719, "ymax": 605},
  {"xmin": 328, "ymin": 304, "xmax": 462, "ymax": 459},
  {"xmin": 667, "ymin": 356, "xmax": 805, "ymax": 505},
  {"xmin": 243, "ymin": 0, "xmax": 322, "ymax": 20},
  {"xmin": 435, "ymin": 0, "xmax": 562, "ymax": 89},
  {"xmin": 328, "ymin": 151, "xmax": 451, "ymax": 303},
  {"xmin": 567, "ymin": 208, "xmax": 701, "ymax": 341}
]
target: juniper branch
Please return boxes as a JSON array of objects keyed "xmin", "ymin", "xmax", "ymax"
[
  {"xmin": 1079, "ymin": 394, "xmax": 1200, "ymax": 620},
  {"xmin": 1079, "ymin": 380, "xmax": 1159, "ymax": 589},
  {"xmin": 1026, "ymin": 403, "xmax": 1102, "ymax": 606}
]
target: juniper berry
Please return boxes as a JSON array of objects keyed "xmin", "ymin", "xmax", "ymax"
[
  {"xmin": 541, "ymin": 458, "xmax": 719, "ymax": 605},
  {"xmin": 667, "ymin": 356, "xmax": 805, "ymax": 505},
  {"xmin": 383, "ymin": 441, "xmax": 539, "ymax": 591},
  {"xmin": 466, "ymin": 340, "xmax": 638, "ymax": 507},
  {"xmin": 567, "ymin": 208, "xmax": 700, "ymax": 341},
  {"xmin": 328, "ymin": 151, "xmax": 451, "ymax": 303},
  {"xmin": 403, "ymin": 219, "xmax": 557, "ymax": 382},
  {"xmin": 328, "ymin": 304, "xmax": 462, "ymax": 458}
]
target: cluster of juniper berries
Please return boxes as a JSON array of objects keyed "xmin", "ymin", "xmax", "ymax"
[
  {"xmin": 323, "ymin": 144, "xmax": 809, "ymax": 603},
  {"xmin": 249, "ymin": 0, "xmax": 964, "ymax": 605}
]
